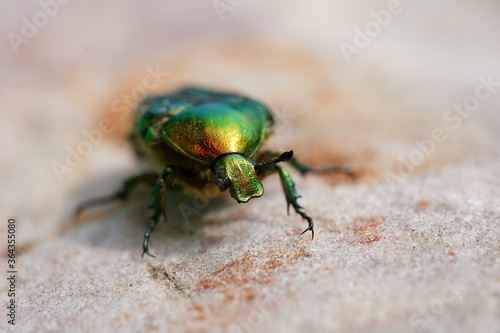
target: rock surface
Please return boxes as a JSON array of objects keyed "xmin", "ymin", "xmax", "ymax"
[{"xmin": 1, "ymin": 1, "xmax": 499, "ymax": 332}]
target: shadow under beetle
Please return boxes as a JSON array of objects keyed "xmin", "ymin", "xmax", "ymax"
[{"xmin": 77, "ymin": 87, "xmax": 353, "ymax": 257}]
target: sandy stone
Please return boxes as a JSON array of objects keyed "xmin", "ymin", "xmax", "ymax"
[{"xmin": 1, "ymin": 1, "xmax": 499, "ymax": 332}]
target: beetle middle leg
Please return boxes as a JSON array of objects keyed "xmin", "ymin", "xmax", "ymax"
[
  {"xmin": 142, "ymin": 167, "xmax": 172, "ymax": 258},
  {"xmin": 256, "ymin": 150, "xmax": 353, "ymax": 177},
  {"xmin": 75, "ymin": 172, "xmax": 158, "ymax": 216},
  {"xmin": 287, "ymin": 155, "xmax": 354, "ymax": 177}
]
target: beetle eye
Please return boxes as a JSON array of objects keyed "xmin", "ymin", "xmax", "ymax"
[{"xmin": 214, "ymin": 172, "xmax": 230, "ymax": 191}]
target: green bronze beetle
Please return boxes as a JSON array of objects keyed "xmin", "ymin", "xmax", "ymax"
[{"xmin": 77, "ymin": 87, "xmax": 353, "ymax": 257}]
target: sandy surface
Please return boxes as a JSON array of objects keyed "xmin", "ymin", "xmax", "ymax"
[{"xmin": 1, "ymin": 1, "xmax": 499, "ymax": 332}]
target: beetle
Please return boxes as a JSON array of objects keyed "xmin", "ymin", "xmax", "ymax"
[{"xmin": 77, "ymin": 87, "xmax": 353, "ymax": 257}]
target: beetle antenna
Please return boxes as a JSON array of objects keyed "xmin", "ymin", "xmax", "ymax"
[{"xmin": 255, "ymin": 150, "xmax": 293, "ymax": 169}]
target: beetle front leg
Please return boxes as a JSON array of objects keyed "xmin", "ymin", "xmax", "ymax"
[
  {"xmin": 274, "ymin": 164, "xmax": 315, "ymax": 239},
  {"xmin": 76, "ymin": 172, "xmax": 158, "ymax": 217},
  {"xmin": 142, "ymin": 167, "xmax": 172, "ymax": 258}
]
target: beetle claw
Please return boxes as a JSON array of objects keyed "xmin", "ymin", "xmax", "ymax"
[
  {"xmin": 142, "ymin": 249, "xmax": 156, "ymax": 258},
  {"xmin": 300, "ymin": 223, "xmax": 314, "ymax": 240}
]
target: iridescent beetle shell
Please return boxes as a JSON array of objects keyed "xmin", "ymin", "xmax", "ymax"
[{"xmin": 131, "ymin": 88, "xmax": 274, "ymax": 203}]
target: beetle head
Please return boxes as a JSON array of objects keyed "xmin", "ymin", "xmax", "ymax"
[{"xmin": 212, "ymin": 154, "xmax": 264, "ymax": 203}]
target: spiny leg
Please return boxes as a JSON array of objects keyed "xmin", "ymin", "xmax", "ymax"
[
  {"xmin": 255, "ymin": 151, "xmax": 314, "ymax": 237},
  {"xmin": 255, "ymin": 150, "xmax": 353, "ymax": 238},
  {"xmin": 275, "ymin": 164, "xmax": 315, "ymax": 239},
  {"xmin": 142, "ymin": 167, "xmax": 172, "ymax": 258},
  {"xmin": 285, "ymin": 154, "xmax": 354, "ymax": 231},
  {"xmin": 75, "ymin": 172, "xmax": 158, "ymax": 217}
]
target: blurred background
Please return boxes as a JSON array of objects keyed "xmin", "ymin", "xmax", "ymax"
[
  {"xmin": 1, "ymin": 1, "xmax": 499, "ymax": 332},
  {"xmin": 2, "ymin": 0, "xmax": 498, "ymax": 215}
]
